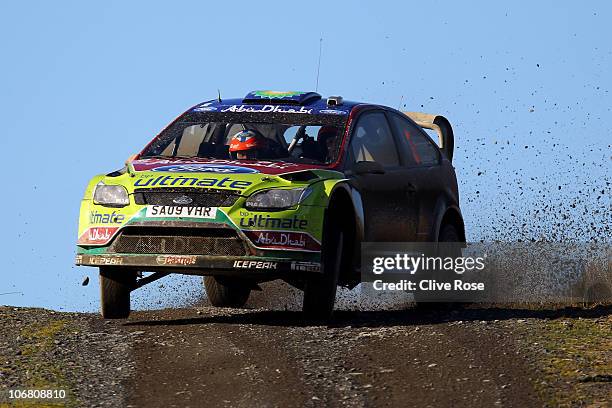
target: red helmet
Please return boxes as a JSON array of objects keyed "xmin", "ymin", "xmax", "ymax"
[{"xmin": 229, "ymin": 130, "xmax": 267, "ymax": 159}]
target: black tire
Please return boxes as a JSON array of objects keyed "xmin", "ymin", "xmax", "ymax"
[
  {"xmin": 439, "ymin": 224, "xmax": 460, "ymax": 242},
  {"xmin": 414, "ymin": 224, "xmax": 462, "ymax": 306},
  {"xmin": 99, "ymin": 267, "xmax": 135, "ymax": 319},
  {"xmin": 302, "ymin": 220, "xmax": 344, "ymax": 320},
  {"xmin": 204, "ymin": 276, "xmax": 250, "ymax": 308}
]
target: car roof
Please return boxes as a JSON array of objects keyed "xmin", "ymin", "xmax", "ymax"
[{"xmin": 189, "ymin": 90, "xmax": 366, "ymax": 117}]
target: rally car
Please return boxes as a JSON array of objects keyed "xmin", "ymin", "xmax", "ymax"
[{"xmin": 76, "ymin": 90, "xmax": 465, "ymax": 319}]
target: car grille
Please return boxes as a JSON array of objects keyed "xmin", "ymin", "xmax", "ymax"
[
  {"xmin": 109, "ymin": 227, "xmax": 248, "ymax": 256},
  {"xmin": 133, "ymin": 188, "xmax": 240, "ymax": 207}
]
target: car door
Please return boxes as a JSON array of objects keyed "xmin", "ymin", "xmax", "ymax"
[
  {"xmin": 345, "ymin": 110, "xmax": 418, "ymax": 242},
  {"xmin": 387, "ymin": 112, "xmax": 445, "ymax": 241}
]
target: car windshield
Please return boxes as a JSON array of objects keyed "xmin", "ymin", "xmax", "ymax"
[{"xmin": 141, "ymin": 111, "xmax": 348, "ymax": 165}]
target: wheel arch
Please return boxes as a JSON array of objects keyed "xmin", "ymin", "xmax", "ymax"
[
  {"xmin": 435, "ymin": 205, "xmax": 466, "ymax": 243},
  {"xmin": 324, "ymin": 181, "xmax": 364, "ymax": 286}
]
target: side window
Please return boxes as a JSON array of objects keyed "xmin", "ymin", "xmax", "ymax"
[
  {"xmin": 350, "ymin": 112, "xmax": 400, "ymax": 167},
  {"xmin": 389, "ymin": 114, "xmax": 440, "ymax": 166}
]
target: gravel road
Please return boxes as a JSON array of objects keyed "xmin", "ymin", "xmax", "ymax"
[{"xmin": 1, "ymin": 304, "xmax": 610, "ymax": 407}]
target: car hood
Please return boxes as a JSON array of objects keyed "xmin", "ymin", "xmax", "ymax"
[{"xmin": 121, "ymin": 158, "xmax": 343, "ymax": 195}]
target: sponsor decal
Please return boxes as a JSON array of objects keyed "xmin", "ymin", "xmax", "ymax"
[
  {"xmin": 88, "ymin": 256, "xmax": 124, "ymax": 266},
  {"xmin": 243, "ymin": 230, "xmax": 321, "ymax": 251},
  {"xmin": 134, "ymin": 175, "xmax": 253, "ymax": 190},
  {"xmin": 233, "ymin": 260, "xmax": 278, "ymax": 270},
  {"xmin": 132, "ymin": 158, "xmax": 304, "ymax": 174},
  {"xmin": 156, "ymin": 255, "xmax": 197, "ymax": 266},
  {"xmin": 318, "ymin": 109, "xmax": 347, "ymax": 115},
  {"xmin": 151, "ymin": 164, "xmax": 259, "ymax": 174},
  {"xmin": 239, "ymin": 214, "xmax": 308, "ymax": 230},
  {"xmin": 78, "ymin": 227, "xmax": 119, "ymax": 245},
  {"xmin": 291, "ymin": 262, "xmax": 321, "ymax": 273},
  {"xmin": 221, "ymin": 105, "xmax": 313, "ymax": 115},
  {"xmin": 89, "ymin": 210, "xmax": 125, "ymax": 224},
  {"xmin": 192, "ymin": 102, "xmax": 217, "ymax": 112},
  {"xmin": 145, "ymin": 205, "xmax": 217, "ymax": 219}
]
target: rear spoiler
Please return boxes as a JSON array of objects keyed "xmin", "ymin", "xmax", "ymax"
[{"xmin": 403, "ymin": 112, "xmax": 454, "ymax": 162}]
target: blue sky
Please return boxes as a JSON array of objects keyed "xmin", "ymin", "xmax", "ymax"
[{"xmin": 0, "ymin": 1, "xmax": 610, "ymax": 311}]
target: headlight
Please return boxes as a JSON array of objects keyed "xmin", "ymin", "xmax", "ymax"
[
  {"xmin": 93, "ymin": 184, "xmax": 129, "ymax": 207},
  {"xmin": 245, "ymin": 187, "xmax": 312, "ymax": 210}
]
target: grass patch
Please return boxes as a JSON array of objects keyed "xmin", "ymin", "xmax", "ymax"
[
  {"xmin": 3, "ymin": 320, "xmax": 78, "ymax": 408},
  {"xmin": 525, "ymin": 313, "xmax": 611, "ymax": 407}
]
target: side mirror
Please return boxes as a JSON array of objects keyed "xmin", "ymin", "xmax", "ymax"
[
  {"xmin": 125, "ymin": 154, "xmax": 138, "ymax": 165},
  {"xmin": 352, "ymin": 161, "xmax": 385, "ymax": 175}
]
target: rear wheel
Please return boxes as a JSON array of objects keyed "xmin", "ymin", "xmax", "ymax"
[
  {"xmin": 439, "ymin": 223, "xmax": 460, "ymax": 242},
  {"xmin": 204, "ymin": 276, "xmax": 251, "ymax": 308},
  {"xmin": 99, "ymin": 267, "xmax": 135, "ymax": 319},
  {"xmin": 415, "ymin": 224, "xmax": 462, "ymax": 307},
  {"xmin": 303, "ymin": 219, "xmax": 344, "ymax": 320}
]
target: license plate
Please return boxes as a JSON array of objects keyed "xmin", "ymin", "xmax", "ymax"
[{"xmin": 145, "ymin": 205, "xmax": 217, "ymax": 219}]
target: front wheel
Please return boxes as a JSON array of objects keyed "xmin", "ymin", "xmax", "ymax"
[
  {"xmin": 99, "ymin": 267, "xmax": 135, "ymax": 319},
  {"xmin": 302, "ymin": 221, "xmax": 344, "ymax": 320},
  {"xmin": 204, "ymin": 276, "xmax": 251, "ymax": 308}
]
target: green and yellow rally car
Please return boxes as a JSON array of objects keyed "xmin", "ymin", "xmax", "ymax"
[{"xmin": 76, "ymin": 90, "xmax": 464, "ymax": 319}]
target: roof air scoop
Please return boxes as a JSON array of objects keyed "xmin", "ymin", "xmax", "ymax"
[
  {"xmin": 326, "ymin": 96, "xmax": 343, "ymax": 106},
  {"xmin": 242, "ymin": 90, "xmax": 321, "ymax": 105}
]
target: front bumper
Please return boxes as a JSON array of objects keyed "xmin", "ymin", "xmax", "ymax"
[
  {"xmin": 77, "ymin": 194, "xmax": 325, "ymax": 277},
  {"xmin": 75, "ymin": 253, "xmax": 321, "ymax": 276}
]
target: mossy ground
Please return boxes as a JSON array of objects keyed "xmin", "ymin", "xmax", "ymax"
[
  {"xmin": 1, "ymin": 314, "xmax": 79, "ymax": 407},
  {"xmin": 519, "ymin": 307, "xmax": 611, "ymax": 407}
]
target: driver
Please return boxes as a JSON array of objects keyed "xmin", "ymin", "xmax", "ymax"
[
  {"xmin": 317, "ymin": 125, "xmax": 339, "ymax": 162},
  {"xmin": 229, "ymin": 129, "xmax": 268, "ymax": 160}
]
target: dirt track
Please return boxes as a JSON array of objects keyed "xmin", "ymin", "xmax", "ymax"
[
  {"xmin": 3, "ymin": 303, "xmax": 610, "ymax": 407},
  {"xmin": 124, "ymin": 307, "xmax": 542, "ymax": 408}
]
